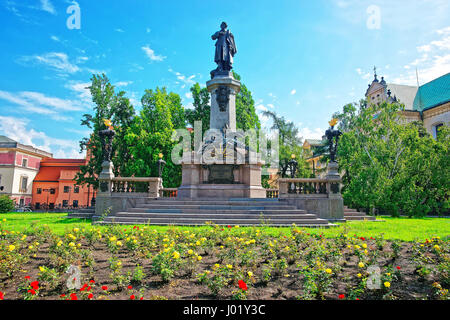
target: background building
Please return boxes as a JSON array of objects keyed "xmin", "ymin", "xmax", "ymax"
[
  {"xmin": 0, "ymin": 135, "xmax": 52, "ymax": 206},
  {"xmin": 365, "ymin": 71, "xmax": 450, "ymax": 138},
  {"xmin": 32, "ymin": 158, "xmax": 94, "ymax": 210},
  {"xmin": 302, "ymin": 139, "xmax": 326, "ymax": 177}
]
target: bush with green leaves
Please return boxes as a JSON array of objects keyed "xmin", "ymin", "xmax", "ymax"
[{"xmin": 0, "ymin": 195, "xmax": 15, "ymax": 213}]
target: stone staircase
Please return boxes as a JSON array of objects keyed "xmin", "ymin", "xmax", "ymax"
[
  {"xmin": 96, "ymin": 198, "xmax": 334, "ymax": 227},
  {"xmin": 344, "ymin": 206, "xmax": 376, "ymax": 221},
  {"xmin": 67, "ymin": 208, "xmax": 95, "ymax": 219}
]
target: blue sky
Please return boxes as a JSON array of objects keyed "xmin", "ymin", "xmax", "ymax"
[{"xmin": 0, "ymin": 0, "xmax": 449, "ymax": 158}]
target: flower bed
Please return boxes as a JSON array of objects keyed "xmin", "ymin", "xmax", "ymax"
[{"xmin": 0, "ymin": 219, "xmax": 448, "ymax": 300}]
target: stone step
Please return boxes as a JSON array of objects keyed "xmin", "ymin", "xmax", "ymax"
[
  {"xmin": 141, "ymin": 200, "xmax": 282, "ymax": 206},
  {"xmin": 139, "ymin": 204, "xmax": 297, "ymax": 210},
  {"xmin": 100, "ymin": 216, "xmax": 331, "ymax": 226},
  {"xmin": 344, "ymin": 215, "xmax": 376, "ymax": 221},
  {"xmin": 128, "ymin": 208, "xmax": 308, "ymax": 215},
  {"xmin": 114, "ymin": 212, "xmax": 318, "ymax": 219}
]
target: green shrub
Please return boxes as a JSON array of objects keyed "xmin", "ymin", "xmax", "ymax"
[{"xmin": 0, "ymin": 195, "xmax": 15, "ymax": 213}]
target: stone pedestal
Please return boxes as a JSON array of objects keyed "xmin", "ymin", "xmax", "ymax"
[
  {"xmin": 206, "ymin": 76, "xmax": 241, "ymax": 132},
  {"xmin": 325, "ymin": 161, "xmax": 344, "ymax": 220},
  {"xmin": 95, "ymin": 161, "xmax": 115, "ymax": 217}
]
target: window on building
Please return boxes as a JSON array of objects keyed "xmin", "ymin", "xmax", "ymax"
[
  {"xmin": 49, "ymin": 203, "xmax": 54, "ymax": 209},
  {"xmin": 62, "ymin": 200, "xmax": 68, "ymax": 207},
  {"xmin": 22, "ymin": 158, "xmax": 28, "ymax": 168},
  {"xmin": 73, "ymin": 200, "xmax": 78, "ymax": 208},
  {"xmin": 37, "ymin": 188, "xmax": 42, "ymax": 194},
  {"xmin": 19, "ymin": 198, "xmax": 24, "ymax": 206},
  {"xmin": 64, "ymin": 186, "xmax": 70, "ymax": 193},
  {"xmin": 35, "ymin": 203, "xmax": 40, "ymax": 209},
  {"xmin": 434, "ymin": 123, "xmax": 444, "ymax": 139},
  {"xmin": 20, "ymin": 176, "xmax": 28, "ymax": 192},
  {"xmin": 50, "ymin": 188, "xmax": 55, "ymax": 195},
  {"xmin": 74, "ymin": 186, "xmax": 80, "ymax": 193}
]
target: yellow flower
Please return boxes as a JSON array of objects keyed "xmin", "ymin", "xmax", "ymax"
[
  {"xmin": 73, "ymin": 228, "xmax": 79, "ymax": 233},
  {"xmin": 21, "ymin": 235, "xmax": 27, "ymax": 240},
  {"xmin": 248, "ymin": 271, "xmax": 253, "ymax": 277},
  {"xmin": 364, "ymin": 250, "xmax": 368, "ymax": 255},
  {"xmin": 325, "ymin": 268, "xmax": 332, "ymax": 274},
  {"xmin": 77, "ymin": 243, "xmax": 81, "ymax": 248},
  {"xmin": 2, "ymin": 218, "xmax": 6, "ymax": 222},
  {"xmin": 384, "ymin": 281, "xmax": 391, "ymax": 288},
  {"xmin": 57, "ymin": 241, "xmax": 62, "ymax": 247},
  {"xmin": 109, "ymin": 236, "xmax": 117, "ymax": 242},
  {"xmin": 357, "ymin": 273, "xmax": 362, "ymax": 278},
  {"xmin": 116, "ymin": 241, "xmax": 123, "ymax": 246},
  {"xmin": 355, "ymin": 245, "xmax": 360, "ymax": 249},
  {"xmin": 117, "ymin": 261, "xmax": 122, "ymax": 267},
  {"xmin": 386, "ymin": 273, "xmax": 391, "ymax": 276},
  {"xmin": 187, "ymin": 249, "xmax": 194, "ymax": 255},
  {"xmin": 28, "ymin": 245, "xmax": 34, "ymax": 250},
  {"xmin": 197, "ymin": 255, "xmax": 202, "ymax": 261},
  {"xmin": 362, "ymin": 243, "xmax": 367, "ymax": 249},
  {"xmin": 434, "ymin": 245, "xmax": 440, "ymax": 251},
  {"xmin": 173, "ymin": 251, "xmax": 180, "ymax": 259},
  {"xmin": 213, "ymin": 264, "xmax": 220, "ymax": 269},
  {"xmin": 69, "ymin": 242, "xmax": 75, "ymax": 247},
  {"xmin": 39, "ymin": 266, "xmax": 45, "ymax": 272},
  {"xmin": 226, "ymin": 264, "xmax": 233, "ymax": 269},
  {"xmin": 8, "ymin": 245, "xmax": 15, "ymax": 252},
  {"xmin": 358, "ymin": 262, "xmax": 365, "ymax": 268}
]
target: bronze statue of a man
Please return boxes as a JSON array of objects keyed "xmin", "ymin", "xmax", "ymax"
[{"xmin": 211, "ymin": 22, "xmax": 237, "ymax": 78}]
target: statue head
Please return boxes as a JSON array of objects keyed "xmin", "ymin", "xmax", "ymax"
[{"xmin": 220, "ymin": 22, "xmax": 227, "ymax": 30}]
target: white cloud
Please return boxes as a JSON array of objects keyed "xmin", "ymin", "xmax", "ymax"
[
  {"xmin": 115, "ymin": 81, "xmax": 133, "ymax": 87},
  {"xmin": 115, "ymin": 28, "xmax": 125, "ymax": 33},
  {"xmin": 146, "ymin": 28, "xmax": 151, "ymax": 33},
  {"xmin": 168, "ymin": 68, "xmax": 196, "ymax": 87},
  {"xmin": 0, "ymin": 116, "xmax": 84, "ymax": 158},
  {"xmin": 185, "ymin": 92, "xmax": 192, "ymax": 99},
  {"xmin": 142, "ymin": 45, "xmax": 166, "ymax": 62},
  {"xmin": 393, "ymin": 27, "xmax": 450, "ymax": 85},
  {"xmin": 40, "ymin": 0, "xmax": 56, "ymax": 15},
  {"xmin": 297, "ymin": 123, "xmax": 325, "ymax": 140},
  {"xmin": 19, "ymin": 52, "xmax": 80, "ymax": 74},
  {"xmin": 0, "ymin": 89, "xmax": 83, "ymax": 121},
  {"xmin": 290, "ymin": 89, "xmax": 296, "ymax": 95}
]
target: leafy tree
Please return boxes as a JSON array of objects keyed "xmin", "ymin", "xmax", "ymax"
[
  {"xmin": 75, "ymin": 74, "xmax": 136, "ymax": 189},
  {"xmin": 125, "ymin": 87, "xmax": 185, "ymax": 187},
  {"xmin": 261, "ymin": 110, "xmax": 310, "ymax": 179},
  {"xmin": 336, "ymin": 100, "xmax": 449, "ymax": 217}
]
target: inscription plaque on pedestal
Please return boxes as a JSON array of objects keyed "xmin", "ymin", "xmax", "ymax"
[{"xmin": 204, "ymin": 165, "xmax": 235, "ymax": 184}]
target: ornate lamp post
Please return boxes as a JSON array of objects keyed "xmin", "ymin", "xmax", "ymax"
[
  {"xmin": 157, "ymin": 153, "xmax": 166, "ymax": 178},
  {"xmin": 325, "ymin": 118, "xmax": 342, "ymax": 163},
  {"xmin": 325, "ymin": 118, "xmax": 342, "ymax": 194},
  {"xmin": 157, "ymin": 153, "xmax": 166, "ymax": 191},
  {"xmin": 98, "ymin": 119, "xmax": 116, "ymax": 193}
]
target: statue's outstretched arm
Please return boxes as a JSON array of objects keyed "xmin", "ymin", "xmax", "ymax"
[{"xmin": 211, "ymin": 31, "xmax": 219, "ymax": 40}]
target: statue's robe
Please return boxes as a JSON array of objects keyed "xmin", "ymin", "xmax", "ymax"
[{"xmin": 212, "ymin": 30, "xmax": 236, "ymax": 71}]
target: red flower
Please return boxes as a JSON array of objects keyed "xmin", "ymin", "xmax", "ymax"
[
  {"xmin": 396, "ymin": 266, "xmax": 401, "ymax": 270},
  {"xmin": 238, "ymin": 280, "xmax": 248, "ymax": 291},
  {"xmin": 140, "ymin": 297, "xmax": 144, "ymax": 300},
  {"xmin": 0, "ymin": 291, "xmax": 4, "ymax": 300},
  {"xmin": 28, "ymin": 289, "xmax": 36, "ymax": 295},
  {"xmin": 70, "ymin": 293, "xmax": 78, "ymax": 300},
  {"xmin": 89, "ymin": 279, "xmax": 95, "ymax": 283},
  {"xmin": 30, "ymin": 281, "xmax": 39, "ymax": 290},
  {"xmin": 88, "ymin": 293, "xmax": 94, "ymax": 299},
  {"xmin": 60, "ymin": 294, "xmax": 66, "ymax": 298},
  {"xmin": 24, "ymin": 276, "xmax": 30, "ymax": 280},
  {"xmin": 130, "ymin": 294, "xmax": 135, "ymax": 300},
  {"xmin": 101, "ymin": 285, "xmax": 108, "ymax": 291},
  {"xmin": 127, "ymin": 285, "xmax": 133, "ymax": 290},
  {"xmin": 338, "ymin": 294, "xmax": 345, "ymax": 299},
  {"xmin": 227, "ymin": 225, "xmax": 231, "ymax": 228}
]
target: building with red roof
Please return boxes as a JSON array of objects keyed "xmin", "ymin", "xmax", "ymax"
[{"xmin": 32, "ymin": 158, "xmax": 95, "ymax": 210}]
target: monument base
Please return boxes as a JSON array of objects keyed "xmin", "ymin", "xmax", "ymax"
[{"xmin": 177, "ymin": 162, "xmax": 266, "ymax": 199}]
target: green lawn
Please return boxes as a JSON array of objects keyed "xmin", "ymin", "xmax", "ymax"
[{"xmin": 0, "ymin": 212, "xmax": 449, "ymax": 242}]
